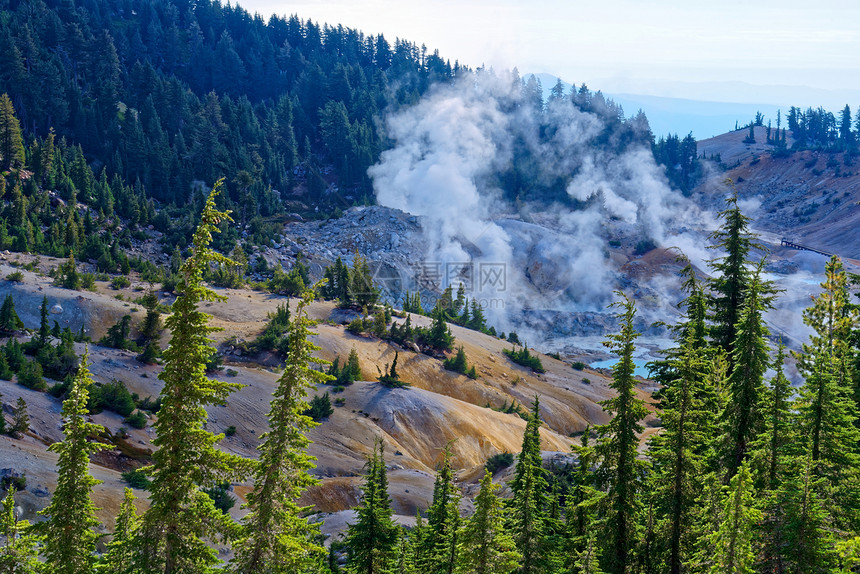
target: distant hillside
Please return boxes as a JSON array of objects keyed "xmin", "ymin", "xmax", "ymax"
[{"xmin": 697, "ymin": 126, "xmax": 860, "ymax": 260}]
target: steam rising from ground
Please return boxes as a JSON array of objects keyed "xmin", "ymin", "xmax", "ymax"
[{"xmin": 368, "ymin": 71, "xmax": 720, "ymax": 341}]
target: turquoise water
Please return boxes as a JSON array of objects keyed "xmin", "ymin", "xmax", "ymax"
[{"xmin": 589, "ymin": 357, "xmax": 652, "ymax": 378}]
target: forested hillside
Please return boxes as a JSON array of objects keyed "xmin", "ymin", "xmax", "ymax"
[
  {"xmin": 0, "ymin": 0, "xmax": 691, "ymax": 223},
  {"xmin": 0, "ymin": 0, "xmax": 462, "ymax": 212}
]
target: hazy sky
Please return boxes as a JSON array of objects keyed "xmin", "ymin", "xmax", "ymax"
[{"xmin": 236, "ymin": 0, "xmax": 860, "ymax": 106}]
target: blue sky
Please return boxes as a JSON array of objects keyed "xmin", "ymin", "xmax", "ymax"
[{"xmin": 237, "ymin": 0, "xmax": 860, "ymax": 110}]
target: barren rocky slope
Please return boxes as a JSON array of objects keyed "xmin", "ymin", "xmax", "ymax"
[
  {"xmin": 698, "ymin": 126, "xmax": 860, "ymax": 261},
  {"xmin": 0, "ymin": 258, "xmax": 639, "ymax": 540}
]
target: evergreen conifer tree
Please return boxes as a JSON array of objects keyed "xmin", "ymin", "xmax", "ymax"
[
  {"xmin": 0, "ymin": 295, "xmax": 23, "ymax": 333},
  {"xmin": 347, "ymin": 347, "xmax": 362, "ymax": 381},
  {"xmin": 424, "ymin": 445, "xmax": 461, "ymax": 574},
  {"xmin": 793, "ymin": 255, "xmax": 860, "ymax": 529},
  {"xmin": 752, "ymin": 342, "xmax": 793, "ymax": 490},
  {"xmin": 393, "ymin": 528, "xmax": 416, "ymax": 574},
  {"xmin": 33, "ymin": 352, "xmax": 108, "ymax": 574},
  {"xmin": 230, "ymin": 290, "xmax": 332, "ymax": 573},
  {"xmin": 458, "ymin": 471, "xmax": 519, "ymax": 574},
  {"xmin": 37, "ymin": 296, "xmax": 50, "ymax": 346},
  {"xmin": 575, "ymin": 533, "xmax": 606, "ymax": 574},
  {"xmin": 707, "ymin": 184, "xmax": 761, "ymax": 367},
  {"xmin": 0, "ymin": 93, "xmax": 25, "ymax": 171},
  {"xmin": 0, "ymin": 487, "xmax": 41, "ymax": 573},
  {"xmin": 566, "ymin": 429, "xmax": 603, "ymax": 572},
  {"xmin": 351, "ymin": 253, "xmax": 379, "ymax": 308},
  {"xmin": 706, "ymin": 462, "xmax": 760, "ymax": 574},
  {"xmin": 98, "ymin": 488, "xmax": 141, "ymax": 574},
  {"xmin": 723, "ymin": 264, "xmax": 773, "ymax": 479},
  {"xmin": 766, "ymin": 455, "xmax": 836, "ymax": 573},
  {"xmin": 595, "ymin": 294, "xmax": 648, "ymax": 574},
  {"xmin": 11, "ymin": 397, "xmax": 28, "ymax": 438},
  {"xmin": 345, "ymin": 440, "xmax": 399, "ymax": 574},
  {"xmin": 135, "ymin": 180, "xmax": 252, "ymax": 573},
  {"xmin": 751, "ymin": 344, "xmax": 798, "ymax": 573},
  {"xmin": 646, "ymin": 334, "xmax": 710, "ymax": 574},
  {"xmin": 510, "ymin": 398, "xmax": 547, "ymax": 574}
]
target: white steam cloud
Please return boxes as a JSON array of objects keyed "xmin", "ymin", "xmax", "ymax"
[{"xmin": 369, "ymin": 70, "xmax": 713, "ymax": 339}]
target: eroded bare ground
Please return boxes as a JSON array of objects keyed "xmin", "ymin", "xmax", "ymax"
[
  {"xmin": 697, "ymin": 127, "xmax": 860, "ymax": 261},
  {"xmin": 0, "ymin": 261, "xmax": 652, "ymax": 539}
]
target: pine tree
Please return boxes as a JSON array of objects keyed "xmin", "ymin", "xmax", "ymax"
[
  {"xmin": 646, "ymin": 334, "xmax": 710, "ymax": 574},
  {"xmin": 468, "ymin": 300, "xmax": 486, "ymax": 332},
  {"xmin": 0, "ymin": 487, "xmax": 41, "ymax": 573},
  {"xmin": 458, "ymin": 470, "xmax": 519, "ymax": 574},
  {"xmin": 723, "ymin": 264, "xmax": 773, "ymax": 479},
  {"xmin": 685, "ymin": 356, "xmax": 730, "ymax": 573},
  {"xmin": 454, "ymin": 283, "xmax": 466, "ymax": 314},
  {"xmin": 351, "ymin": 253, "xmax": 379, "ymax": 308},
  {"xmin": 566, "ymin": 429, "xmax": 604, "ymax": 573},
  {"xmin": 345, "ymin": 440, "xmax": 399, "ymax": 574},
  {"xmin": 33, "ymin": 352, "xmax": 109, "ymax": 574},
  {"xmin": 425, "ymin": 307, "xmax": 454, "ymax": 352},
  {"xmin": 135, "ymin": 180, "xmax": 252, "ymax": 573},
  {"xmin": 0, "ymin": 93, "xmax": 25, "ymax": 171},
  {"xmin": 753, "ymin": 342, "xmax": 793, "ymax": 490},
  {"xmin": 393, "ymin": 528, "xmax": 416, "ymax": 574},
  {"xmin": 230, "ymin": 290, "xmax": 332, "ymax": 573},
  {"xmin": 707, "ymin": 184, "xmax": 761, "ymax": 367},
  {"xmin": 0, "ymin": 295, "xmax": 23, "ymax": 333},
  {"xmin": 752, "ymin": 344, "xmax": 798, "ymax": 573},
  {"xmin": 98, "ymin": 488, "xmax": 141, "ymax": 574},
  {"xmin": 37, "ymin": 296, "xmax": 50, "ymax": 346},
  {"xmin": 707, "ymin": 463, "xmax": 760, "ymax": 574},
  {"xmin": 595, "ymin": 293, "xmax": 648, "ymax": 574},
  {"xmin": 575, "ymin": 533, "xmax": 606, "ymax": 574},
  {"xmin": 510, "ymin": 397, "xmax": 547, "ymax": 574},
  {"xmin": 424, "ymin": 445, "xmax": 461, "ymax": 574},
  {"xmin": 347, "ymin": 346, "xmax": 362, "ymax": 382},
  {"xmin": 768, "ymin": 455, "xmax": 836, "ymax": 573},
  {"xmin": 11, "ymin": 397, "xmax": 28, "ymax": 438},
  {"xmin": 794, "ymin": 255, "xmax": 860, "ymax": 529}
]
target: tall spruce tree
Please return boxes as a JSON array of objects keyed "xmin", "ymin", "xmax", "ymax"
[
  {"xmin": 566, "ymin": 429, "xmax": 604, "ymax": 573},
  {"xmin": 135, "ymin": 180, "xmax": 251, "ymax": 573},
  {"xmin": 230, "ymin": 290, "xmax": 331, "ymax": 573},
  {"xmin": 424, "ymin": 444, "xmax": 461, "ymax": 574},
  {"xmin": 98, "ymin": 488, "xmax": 142, "ymax": 574},
  {"xmin": 0, "ymin": 93, "xmax": 25, "ymax": 171},
  {"xmin": 575, "ymin": 533, "xmax": 606, "ymax": 574},
  {"xmin": 707, "ymin": 184, "xmax": 761, "ymax": 367},
  {"xmin": 646, "ymin": 334, "xmax": 710, "ymax": 574},
  {"xmin": 458, "ymin": 471, "xmax": 519, "ymax": 574},
  {"xmin": 753, "ymin": 342, "xmax": 793, "ymax": 491},
  {"xmin": 794, "ymin": 255, "xmax": 860, "ymax": 529},
  {"xmin": 33, "ymin": 352, "xmax": 108, "ymax": 574},
  {"xmin": 768, "ymin": 455, "xmax": 836, "ymax": 573},
  {"xmin": 0, "ymin": 487, "xmax": 41, "ymax": 573},
  {"xmin": 752, "ymin": 343, "xmax": 798, "ymax": 573},
  {"xmin": 510, "ymin": 397, "xmax": 547, "ymax": 574},
  {"xmin": 595, "ymin": 293, "xmax": 648, "ymax": 574},
  {"xmin": 706, "ymin": 462, "xmax": 760, "ymax": 574},
  {"xmin": 345, "ymin": 440, "xmax": 399, "ymax": 574},
  {"xmin": 722, "ymin": 263, "xmax": 773, "ymax": 479}
]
